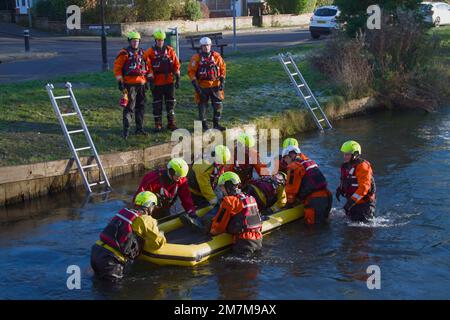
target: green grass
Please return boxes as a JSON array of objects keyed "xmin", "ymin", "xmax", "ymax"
[
  {"xmin": 5, "ymin": 26, "xmax": 447, "ymax": 167},
  {"xmin": 0, "ymin": 43, "xmax": 344, "ymax": 166}
]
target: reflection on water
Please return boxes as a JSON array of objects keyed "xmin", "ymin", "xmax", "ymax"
[{"xmin": 0, "ymin": 107, "xmax": 449, "ymax": 299}]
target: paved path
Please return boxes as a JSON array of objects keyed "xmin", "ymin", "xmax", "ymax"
[{"xmin": 0, "ymin": 23, "xmax": 322, "ymax": 83}]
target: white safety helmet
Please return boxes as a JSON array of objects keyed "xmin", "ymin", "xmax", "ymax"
[
  {"xmin": 199, "ymin": 37, "xmax": 212, "ymax": 46},
  {"xmin": 282, "ymin": 145, "xmax": 301, "ymax": 158}
]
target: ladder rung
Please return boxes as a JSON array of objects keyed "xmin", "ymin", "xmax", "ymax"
[
  {"xmin": 68, "ymin": 129, "xmax": 84, "ymax": 134},
  {"xmin": 311, "ymin": 107, "xmax": 318, "ymax": 111},
  {"xmin": 82, "ymin": 164, "xmax": 98, "ymax": 169},
  {"xmin": 284, "ymin": 61, "xmax": 292, "ymax": 65},
  {"xmin": 298, "ymin": 84, "xmax": 305, "ymax": 87},
  {"xmin": 89, "ymin": 181, "xmax": 105, "ymax": 187},
  {"xmin": 290, "ymin": 73, "xmax": 298, "ymax": 76},
  {"xmin": 318, "ymin": 119, "xmax": 325, "ymax": 122},
  {"xmin": 75, "ymin": 146, "xmax": 91, "ymax": 152},
  {"xmin": 305, "ymin": 95, "xmax": 312, "ymax": 99},
  {"xmin": 62, "ymin": 112, "xmax": 77, "ymax": 117},
  {"xmin": 54, "ymin": 95, "xmax": 71, "ymax": 100}
]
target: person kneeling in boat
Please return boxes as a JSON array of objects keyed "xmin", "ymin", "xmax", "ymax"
[
  {"xmin": 134, "ymin": 158, "xmax": 201, "ymax": 227},
  {"xmin": 209, "ymin": 172, "xmax": 263, "ymax": 255},
  {"xmin": 242, "ymin": 172, "xmax": 287, "ymax": 216},
  {"xmin": 283, "ymin": 145, "xmax": 332, "ymax": 225},
  {"xmin": 188, "ymin": 145, "xmax": 231, "ymax": 209},
  {"xmin": 336, "ymin": 140, "xmax": 376, "ymax": 222},
  {"xmin": 91, "ymin": 191, "xmax": 165, "ymax": 281}
]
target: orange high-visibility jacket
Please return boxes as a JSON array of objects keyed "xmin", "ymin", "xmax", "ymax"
[
  {"xmin": 340, "ymin": 159, "xmax": 376, "ymax": 204},
  {"xmin": 187, "ymin": 51, "xmax": 226, "ymax": 88},
  {"xmin": 210, "ymin": 195, "xmax": 262, "ymax": 241},
  {"xmin": 113, "ymin": 47, "xmax": 152, "ymax": 85},
  {"xmin": 145, "ymin": 45, "xmax": 180, "ymax": 86}
]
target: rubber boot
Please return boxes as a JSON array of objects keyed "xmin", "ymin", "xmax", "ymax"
[{"xmin": 154, "ymin": 118, "xmax": 163, "ymax": 133}]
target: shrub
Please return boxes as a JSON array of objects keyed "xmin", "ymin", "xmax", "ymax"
[
  {"xmin": 34, "ymin": 0, "xmax": 87, "ymax": 21},
  {"xmin": 316, "ymin": 0, "xmax": 334, "ymax": 7},
  {"xmin": 136, "ymin": 0, "xmax": 174, "ymax": 22},
  {"xmin": 185, "ymin": 0, "xmax": 202, "ymax": 21},
  {"xmin": 200, "ymin": 2, "xmax": 210, "ymax": 19},
  {"xmin": 310, "ymin": 32, "xmax": 373, "ymax": 99},
  {"xmin": 266, "ymin": 0, "xmax": 309, "ymax": 14}
]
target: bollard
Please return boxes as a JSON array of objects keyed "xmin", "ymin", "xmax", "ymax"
[{"xmin": 24, "ymin": 29, "xmax": 30, "ymax": 52}]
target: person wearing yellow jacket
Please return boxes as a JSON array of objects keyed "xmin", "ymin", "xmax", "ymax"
[
  {"xmin": 336, "ymin": 141, "xmax": 376, "ymax": 222},
  {"xmin": 188, "ymin": 145, "xmax": 231, "ymax": 208},
  {"xmin": 113, "ymin": 31, "xmax": 152, "ymax": 139},
  {"xmin": 242, "ymin": 172, "xmax": 287, "ymax": 216},
  {"xmin": 91, "ymin": 191, "xmax": 165, "ymax": 281},
  {"xmin": 187, "ymin": 37, "xmax": 226, "ymax": 131}
]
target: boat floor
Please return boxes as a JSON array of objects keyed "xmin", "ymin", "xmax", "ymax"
[{"xmin": 165, "ymin": 225, "xmax": 213, "ymax": 245}]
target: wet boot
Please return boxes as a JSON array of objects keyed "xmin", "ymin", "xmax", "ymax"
[
  {"xmin": 213, "ymin": 103, "xmax": 225, "ymax": 131},
  {"xmin": 122, "ymin": 129, "xmax": 129, "ymax": 140}
]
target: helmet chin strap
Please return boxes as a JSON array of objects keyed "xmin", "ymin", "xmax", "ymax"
[{"xmin": 351, "ymin": 152, "xmax": 360, "ymax": 162}]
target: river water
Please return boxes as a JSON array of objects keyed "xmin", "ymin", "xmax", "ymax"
[{"xmin": 0, "ymin": 107, "xmax": 449, "ymax": 299}]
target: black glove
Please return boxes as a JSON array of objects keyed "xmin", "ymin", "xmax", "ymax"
[
  {"xmin": 284, "ymin": 203, "xmax": 294, "ymax": 210},
  {"xmin": 343, "ymin": 198, "xmax": 356, "ymax": 214},
  {"xmin": 192, "ymin": 79, "xmax": 202, "ymax": 95},
  {"xmin": 174, "ymin": 73, "xmax": 180, "ymax": 89},
  {"xmin": 335, "ymin": 187, "xmax": 343, "ymax": 202},
  {"xmin": 218, "ymin": 76, "xmax": 225, "ymax": 91},
  {"xmin": 261, "ymin": 207, "xmax": 274, "ymax": 216},
  {"xmin": 118, "ymin": 81, "xmax": 125, "ymax": 92}
]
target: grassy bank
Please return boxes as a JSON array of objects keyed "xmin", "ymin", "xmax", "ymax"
[
  {"xmin": 2, "ymin": 26, "xmax": 448, "ymax": 167},
  {"xmin": 0, "ymin": 43, "xmax": 353, "ymax": 167}
]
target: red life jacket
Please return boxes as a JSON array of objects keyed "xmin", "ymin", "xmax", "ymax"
[
  {"xmin": 196, "ymin": 52, "xmax": 220, "ymax": 81},
  {"xmin": 122, "ymin": 47, "xmax": 147, "ymax": 77},
  {"xmin": 293, "ymin": 157, "xmax": 328, "ymax": 200},
  {"xmin": 157, "ymin": 170, "xmax": 179, "ymax": 209},
  {"xmin": 151, "ymin": 45, "xmax": 173, "ymax": 76},
  {"xmin": 340, "ymin": 158, "xmax": 376, "ymax": 201},
  {"xmin": 99, "ymin": 208, "xmax": 143, "ymax": 259},
  {"xmin": 227, "ymin": 194, "xmax": 262, "ymax": 235}
]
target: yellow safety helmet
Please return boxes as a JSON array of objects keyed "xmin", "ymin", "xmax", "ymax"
[
  {"xmin": 237, "ymin": 132, "xmax": 256, "ymax": 148},
  {"xmin": 134, "ymin": 191, "xmax": 158, "ymax": 208},
  {"xmin": 282, "ymin": 137, "xmax": 299, "ymax": 149},
  {"xmin": 127, "ymin": 31, "xmax": 141, "ymax": 41},
  {"xmin": 218, "ymin": 171, "xmax": 241, "ymax": 186},
  {"xmin": 167, "ymin": 157, "xmax": 189, "ymax": 177},
  {"xmin": 340, "ymin": 140, "xmax": 361, "ymax": 155},
  {"xmin": 213, "ymin": 145, "xmax": 231, "ymax": 164},
  {"xmin": 152, "ymin": 29, "xmax": 166, "ymax": 40}
]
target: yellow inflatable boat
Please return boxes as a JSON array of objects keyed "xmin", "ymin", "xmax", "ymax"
[{"xmin": 139, "ymin": 205, "xmax": 303, "ymax": 267}]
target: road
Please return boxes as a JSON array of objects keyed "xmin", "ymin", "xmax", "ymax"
[{"xmin": 0, "ymin": 26, "xmax": 320, "ymax": 84}]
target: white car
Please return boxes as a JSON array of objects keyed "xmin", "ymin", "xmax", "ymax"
[
  {"xmin": 420, "ymin": 2, "xmax": 450, "ymax": 26},
  {"xmin": 309, "ymin": 5, "xmax": 341, "ymax": 39}
]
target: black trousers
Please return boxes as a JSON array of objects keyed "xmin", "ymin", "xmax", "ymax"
[
  {"xmin": 123, "ymin": 84, "xmax": 146, "ymax": 133},
  {"xmin": 151, "ymin": 83, "xmax": 176, "ymax": 123},
  {"xmin": 199, "ymin": 86, "xmax": 223, "ymax": 123},
  {"xmin": 90, "ymin": 244, "xmax": 125, "ymax": 281},
  {"xmin": 348, "ymin": 200, "xmax": 376, "ymax": 222},
  {"xmin": 232, "ymin": 238, "xmax": 262, "ymax": 256}
]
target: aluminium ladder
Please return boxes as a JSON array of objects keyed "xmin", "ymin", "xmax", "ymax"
[
  {"xmin": 46, "ymin": 82, "xmax": 111, "ymax": 193},
  {"xmin": 278, "ymin": 53, "xmax": 332, "ymax": 130}
]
